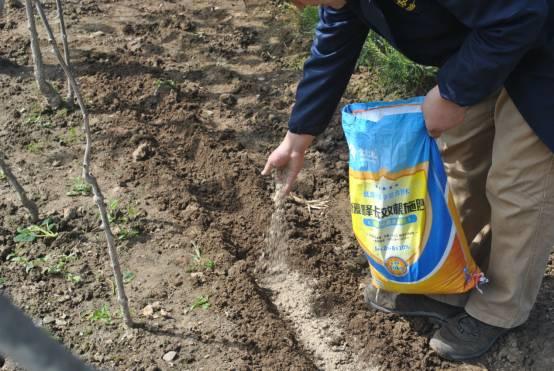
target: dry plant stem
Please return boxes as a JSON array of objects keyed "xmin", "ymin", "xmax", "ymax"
[
  {"xmin": 34, "ymin": 0, "xmax": 133, "ymax": 328},
  {"xmin": 0, "ymin": 151, "xmax": 39, "ymax": 222},
  {"xmin": 24, "ymin": 0, "xmax": 61, "ymax": 109},
  {"xmin": 55, "ymin": 0, "xmax": 74, "ymax": 106}
]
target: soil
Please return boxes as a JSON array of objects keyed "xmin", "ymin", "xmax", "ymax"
[{"xmin": 0, "ymin": 1, "xmax": 552, "ymax": 370}]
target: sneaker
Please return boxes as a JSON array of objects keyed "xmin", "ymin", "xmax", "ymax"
[
  {"xmin": 364, "ymin": 284, "xmax": 463, "ymax": 323},
  {"xmin": 430, "ymin": 312, "xmax": 509, "ymax": 361}
]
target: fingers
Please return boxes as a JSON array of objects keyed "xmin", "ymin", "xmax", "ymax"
[
  {"xmin": 261, "ymin": 158, "xmax": 272, "ymax": 176},
  {"xmin": 282, "ymin": 167, "xmax": 300, "ymax": 195}
]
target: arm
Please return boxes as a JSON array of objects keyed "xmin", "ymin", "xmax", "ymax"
[
  {"xmin": 263, "ymin": 5, "xmax": 369, "ymax": 194},
  {"xmin": 436, "ymin": 0, "xmax": 548, "ymax": 106},
  {"xmin": 288, "ymin": 5, "xmax": 369, "ymax": 136}
]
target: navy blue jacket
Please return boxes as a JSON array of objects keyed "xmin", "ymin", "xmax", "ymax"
[{"xmin": 289, "ymin": 0, "xmax": 554, "ymax": 152}]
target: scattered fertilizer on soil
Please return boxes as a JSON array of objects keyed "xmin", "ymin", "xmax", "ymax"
[
  {"xmin": 261, "ymin": 271, "xmax": 375, "ymax": 371},
  {"xmin": 259, "ymin": 171, "xmax": 288, "ymax": 273},
  {"xmin": 258, "ymin": 172, "xmax": 375, "ymax": 370}
]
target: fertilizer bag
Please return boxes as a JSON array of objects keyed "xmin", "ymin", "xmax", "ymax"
[{"xmin": 342, "ymin": 97, "xmax": 484, "ymax": 294}]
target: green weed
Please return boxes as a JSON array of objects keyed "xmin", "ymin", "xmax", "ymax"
[
  {"xmin": 66, "ymin": 177, "xmax": 92, "ymax": 197},
  {"xmin": 107, "ymin": 199, "xmax": 142, "ymax": 240},
  {"xmin": 190, "ymin": 295, "xmax": 210, "ymax": 310},
  {"xmin": 43, "ymin": 254, "xmax": 82, "ymax": 283},
  {"xmin": 0, "ymin": 170, "xmax": 5, "ymax": 181},
  {"xmin": 60, "ymin": 126, "xmax": 81, "ymax": 145},
  {"xmin": 87, "ymin": 304, "xmax": 112, "ymax": 324},
  {"xmin": 116, "ymin": 226, "xmax": 140, "ymax": 241},
  {"xmin": 6, "ymin": 252, "xmax": 46, "ymax": 273},
  {"xmin": 204, "ymin": 259, "xmax": 215, "ymax": 270},
  {"xmin": 186, "ymin": 242, "xmax": 216, "ymax": 272},
  {"xmin": 26, "ymin": 141, "xmax": 43, "ymax": 154},
  {"xmin": 155, "ymin": 79, "xmax": 177, "ymax": 92},
  {"xmin": 106, "ymin": 199, "xmax": 139, "ymax": 224},
  {"xmin": 0, "ymin": 277, "xmax": 6, "ymax": 286},
  {"xmin": 8, "ymin": 251, "xmax": 81, "ymax": 283},
  {"xmin": 122, "ymin": 271, "xmax": 135, "ymax": 284},
  {"xmin": 14, "ymin": 219, "xmax": 58, "ymax": 243},
  {"xmin": 107, "ymin": 199, "xmax": 119, "ymax": 223},
  {"xmin": 54, "ymin": 107, "xmax": 69, "ymax": 119},
  {"xmin": 24, "ymin": 102, "xmax": 52, "ymax": 128},
  {"xmin": 66, "ymin": 273, "xmax": 82, "ymax": 284},
  {"xmin": 42, "ymin": 253, "xmax": 74, "ymax": 275}
]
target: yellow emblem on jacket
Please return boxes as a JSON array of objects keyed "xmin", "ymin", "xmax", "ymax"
[{"xmin": 393, "ymin": 0, "xmax": 416, "ymax": 11}]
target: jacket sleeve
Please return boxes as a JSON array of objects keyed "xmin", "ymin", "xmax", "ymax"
[
  {"xmin": 436, "ymin": 0, "xmax": 548, "ymax": 106},
  {"xmin": 288, "ymin": 5, "xmax": 369, "ymax": 136}
]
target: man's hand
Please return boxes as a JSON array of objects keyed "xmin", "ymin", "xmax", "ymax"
[
  {"xmin": 422, "ymin": 85, "xmax": 467, "ymax": 138},
  {"xmin": 291, "ymin": 0, "xmax": 346, "ymax": 10},
  {"xmin": 261, "ymin": 131, "xmax": 315, "ymax": 195}
]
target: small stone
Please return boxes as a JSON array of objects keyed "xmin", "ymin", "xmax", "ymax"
[
  {"xmin": 132, "ymin": 142, "xmax": 152, "ymax": 161},
  {"xmin": 160, "ymin": 309, "xmax": 171, "ymax": 318},
  {"xmin": 90, "ymin": 31, "xmax": 105, "ymax": 38},
  {"xmin": 52, "ymin": 160, "xmax": 62, "ymax": 167},
  {"xmin": 190, "ymin": 272, "xmax": 205, "ymax": 284},
  {"xmin": 163, "ymin": 350, "xmax": 178, "ymax": 362},
  {"xmin": 151, "ymin": 301, "xmax": 161, "ymax": 311},
  {"xmin": 55, "ymin": 319, "xmax": 67, "ymax": 326},
  {"xmin": 43, "ymin": 315, "xmax": 55, "ymax": 324},
  {"xmin": 142, "ymin": 304, "xmax": 154, "ymax": 317},
  {"xmin": 268, "ymin": 114, "xmax": 279, "ymax": 123},
  {"xmin": 63, "ymin": 207, "xmax": 77, "ymax": 221},
  {"xmin": 219, "ymin": 93, "xmax": 237, "ymax": 106},
  {"xmin": 128, "ymin": 38, "xmax": 143, "ymax": 52}
]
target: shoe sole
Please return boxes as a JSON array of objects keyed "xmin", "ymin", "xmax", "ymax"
[{"xmin": 367, "ymin": 300, "xmax": 449, "ymax": 325}]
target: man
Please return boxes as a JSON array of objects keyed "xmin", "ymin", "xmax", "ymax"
[{"xmin": 262, "ymin": 0, "xmax": 554, "ymax": 361}]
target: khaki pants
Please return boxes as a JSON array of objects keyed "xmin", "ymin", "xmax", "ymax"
[{"xmin": 431, "ymin": 89, "xmax": 554, "ymax": 329}]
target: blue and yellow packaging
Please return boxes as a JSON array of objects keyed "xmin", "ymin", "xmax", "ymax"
[{"xmin": 342, "ymin": 97, "xmax": 483, "ymax": 294}]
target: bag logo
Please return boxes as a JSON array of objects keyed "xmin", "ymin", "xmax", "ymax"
[{"xmin": 384, "ymin": 256, "xmax": 408, "ymax": 276}]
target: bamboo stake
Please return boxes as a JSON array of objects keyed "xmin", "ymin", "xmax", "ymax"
[
  {"xmin": 55, "ymin": 0, "xmax": 74, "ymax": 107},
  {"xmin": 0, "ymin": 151, "xmax": 39, "ymax": 223},
  {"xmin": 24, "ymin": 0, "xmax": 61, "ymax": 109},
  {"xmin": 34, "ymin": 0, "xmax": 133, "ymax": 327}
]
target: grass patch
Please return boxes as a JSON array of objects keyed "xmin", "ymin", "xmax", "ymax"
[
  {"xmin": 61, "ymin": 126, "xmax": 81, "ymax": 145},
  {"xmin": 155, "ymin": 79, "xmax": 177, "ymax": 92},
  {"xmin": 7, "ymin": 252, "xmax": 47, "ymax": 274},
  {"xmin": 88, "ymin": 304, "xmax": 112, "ymax": 324},
  {"xmin": 297, "ymin": 7, "xmax": 436, "ymax": 96},
  {"xmin": 106, "ymin": 199, "xmax": 142, "ymax": 241},
  {"xmin": 190, "ymin": 295, "xmax": 210, "ymax": 310},
  {"xmin": 67, "ymin": 177, "xmax": 92, "ymax": 197},
  {"xmin": 26, "ymin": 141, "xmax": 43, "ymax": 154},
  {"xmin": 358, "ymin": 32, "xmax": 436, "ymax": 95},
  {"xmin": 123, "ymin": 271, "xmax": 135, "ymax": 284},
  {"xmin": 298, "ymin": 6, "xmax": 319, "ymax": 34},
  {"xmin": 186, "ymin": 241, "xmax": 216, "ymax": 272}
]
